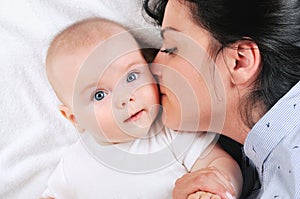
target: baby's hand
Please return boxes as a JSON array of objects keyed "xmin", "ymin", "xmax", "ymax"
[{"xmin": 187, "ymin": 191, "xmax": 221, "ymax": 199}]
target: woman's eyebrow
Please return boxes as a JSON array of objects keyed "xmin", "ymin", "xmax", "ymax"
[{"xmin": 161, "ymin": 27, "xmax": 179, "ymax": 39}]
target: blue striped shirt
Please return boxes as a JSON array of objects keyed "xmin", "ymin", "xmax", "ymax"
[{"xmin": 244, "ymin": 81, "xmax": 300, "ymax": 199}]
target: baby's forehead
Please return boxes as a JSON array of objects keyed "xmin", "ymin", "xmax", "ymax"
[
  {"xmin": 53, "ymin": 36, "xmax": 141, "ymax": 85},
  {"xmin": 78, "ymin": 32, "xmax": 142, "ymax": 68},
  {"xmin": 74, "ymin": 47, "xmax": 145, "ymax": 85}
]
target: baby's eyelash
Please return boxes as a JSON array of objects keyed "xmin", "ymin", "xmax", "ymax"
[{"xmin": 160, "ymin": 47, "xmax": 178, "ymax": 54}]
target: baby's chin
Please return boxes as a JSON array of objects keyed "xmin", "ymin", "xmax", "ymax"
[{"xmin": 91, "ymin": 134, "xmax": 136, "ymax": 145}]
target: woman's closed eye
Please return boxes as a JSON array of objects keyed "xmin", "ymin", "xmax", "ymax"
[
  {"xmin": 127, "ymin": 72, "xmax": 139, "ymax": 82},
  {"xmin": 93, "ymin": 90, "xmax": 108, "ymax": 101},
  {"xmin": 160, "ymin": 47, "xmax": 177, "ymax": 55}
]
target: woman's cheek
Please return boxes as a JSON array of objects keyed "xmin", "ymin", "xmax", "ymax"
[{"xmin": 162, "ymin": 60, "xmax": 214, "ymax": 131}]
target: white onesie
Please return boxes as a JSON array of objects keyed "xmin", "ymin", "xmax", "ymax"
[{"xmin": 42, "ymin": 121, "xmax": 216, "ymax": 199}]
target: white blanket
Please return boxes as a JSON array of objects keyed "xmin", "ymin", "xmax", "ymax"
[{"xmin": 0, "ymin": 1, "xmax": 159, "ymax": 198}]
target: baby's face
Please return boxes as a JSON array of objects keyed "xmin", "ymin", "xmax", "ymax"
[{"xmin": 71, "ymin": 33, "xmax": 160, "ymax": 144}]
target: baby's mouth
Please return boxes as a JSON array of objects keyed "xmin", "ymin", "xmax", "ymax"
[{"xmin": 124, "ymin": 109, "xmax": 144, "ymax": 123}]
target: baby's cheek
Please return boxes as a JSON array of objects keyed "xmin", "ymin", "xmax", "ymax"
[
  {"xmin": 95, "ymin": 109, "xmax": 112, "ymax": 131},
  {"xmin": 145, "ymin": 84, "xmax": 160, "ymax": 103}
]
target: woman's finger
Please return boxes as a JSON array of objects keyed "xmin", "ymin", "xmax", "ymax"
[{"xmin": 172, "ymin": 168, "xmax": 235, "ymax": 199}]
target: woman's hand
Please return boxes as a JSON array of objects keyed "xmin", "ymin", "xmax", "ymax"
[{"xmin": 172, "ymin": 167, "xmax": 236, "ymax": 199}]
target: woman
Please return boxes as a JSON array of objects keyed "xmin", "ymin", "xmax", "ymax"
[{"xmin": 143, "ymin": 0, "xmax": 300, "ymax": 198}]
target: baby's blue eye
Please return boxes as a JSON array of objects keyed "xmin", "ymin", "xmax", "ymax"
[
  {"xmin": 127, "ymin": 72, "xmax": 139, "ymax": 82},
  {"xmin": 94, "ymin": 91, "xmax": 107, "ymax": 101}
]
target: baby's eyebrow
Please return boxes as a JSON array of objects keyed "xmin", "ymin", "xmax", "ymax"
[
  {"xmin": 160, "ymin": 27, "xmax": 179, "ymax": 39},
  {"xmin": 80, "ymin": 82, "xmax": 98, "ymax": 95}
]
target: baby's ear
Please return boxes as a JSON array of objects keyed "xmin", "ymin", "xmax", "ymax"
[{"xmin": 59, "ymin": 105, "xmax": 85, "ymax": 133}]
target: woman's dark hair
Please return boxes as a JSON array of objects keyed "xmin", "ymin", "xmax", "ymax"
[{"xmin": 143, "ymin": 0, "xmax": 300, "ymax": 128}]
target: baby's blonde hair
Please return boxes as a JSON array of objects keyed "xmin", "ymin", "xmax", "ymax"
[{"xmin": 46, "ymin": 17, "xmax": 127, "ymax": 106}]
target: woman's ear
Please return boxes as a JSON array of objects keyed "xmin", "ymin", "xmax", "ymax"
[
  {"xmin": 227, "ymin": 40, "xmax": 261, "ymax": 86},
  {"xmin": 59, "ymin": 105, "xmax": 85, "ymax": 133}
]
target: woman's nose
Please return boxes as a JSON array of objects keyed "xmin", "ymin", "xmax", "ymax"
[
  {"xmin": 150, "ymin": 63, "xmax": 162, "ymax": 79},
  {"xmin": 150, "ymin": 53, "xmax": 164, "ymax": 78}
]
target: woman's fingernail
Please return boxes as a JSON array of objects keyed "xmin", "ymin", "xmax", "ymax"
[
  {"xmin": 225, "ymin": 192, "xmax": 235, "ymax": 199},
  {"xmin": 230, "ymin": 182, "xmax": 237, "ymax": 192}
]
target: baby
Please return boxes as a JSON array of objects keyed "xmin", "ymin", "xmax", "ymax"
[{"xmin": 42, "ymin": 17, "xmax": 242, "ymax": 199}]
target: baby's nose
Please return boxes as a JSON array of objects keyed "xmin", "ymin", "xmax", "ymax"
[{"xmin": 116, "ymin": 94, "xmax": 135, "ymax": 109}]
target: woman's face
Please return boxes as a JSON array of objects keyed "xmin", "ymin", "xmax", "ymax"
[{"xmin": 152, "ymin": 0, "xmax": 229, "ymax": 132}]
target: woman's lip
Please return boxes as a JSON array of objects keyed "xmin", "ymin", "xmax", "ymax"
[
  {"xmin": 160, "ymin": 93, "xmax": 166, "ymax": 98},
  {"xmin": 124, "ymin": 110, "xmax": 144, "ymax": 123},
  {"xmin": 159, "ymin": 89, "xmax": 166, "ymax": 95}
]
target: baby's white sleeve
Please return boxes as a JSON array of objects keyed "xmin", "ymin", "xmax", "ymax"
[
  {"xmin": 41, "ymin": 158, "xmax": 73, "ymax": 199},
  {"xmin": 181, "ymin": 132, "xmax": 217, "ymax": 171}
]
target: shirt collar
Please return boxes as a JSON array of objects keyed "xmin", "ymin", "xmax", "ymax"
[{"xmin": 244, "ymin": 81, "xmax": 300, "ymax": 168}]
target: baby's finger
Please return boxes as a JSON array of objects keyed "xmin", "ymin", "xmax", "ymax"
[
  {"xmin": 187, "ymin": 191, "xmax": 209, "ymax": 199},
  {"xmin": 211, "ymin": 195, "xmax": 222, "ymax": 199},
  {"xmin": 188, "ymin": 191, "xmax": 222, "ymax": 199}
]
